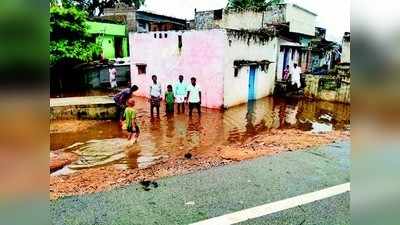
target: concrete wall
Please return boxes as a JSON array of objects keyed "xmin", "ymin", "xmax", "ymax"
[
  {"xmin": 223, "ymin": 34, "xmax": 278, "ymax": 107},
  {"xmin": 285, "ymin": 4, "xmax": 316, "ymax": 36},
  {"xmin": 304, "ymin": 74, "xmax": 350, "ymax": 104},
  {"xmin": 194, "ymin": 11, "xmax": 215, "ymax": 29},
  {"xmin": 263, "ymin": 5, "xmax": 286, "ymax": 25},
  {"xmin": 87, "ymin": 21, "xmax": 127, "ymax": 36},
  {"xmin": 50, "ymin": 96, "xmax": 117, "ymax": 120},
  {"xmin": 130, "ymin": 29, "xmax": 277, "ymax": 108},
  {"xmin": 130, "ymin": 30, "xmax": 226, "ymax": 109},
  {"xmin": 215, "ymin": 10, "xmax": 264, "ymax": 30},
  {"xmin": 341, "ymin": 40, "xmax": 351, "ymax": 63}
]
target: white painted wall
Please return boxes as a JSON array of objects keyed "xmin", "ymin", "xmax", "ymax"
[
  {"xmin": 341, "ymin": 40, "xmax": 350, "ymax": 63},
  {"xmin": 223, "ymin": 33, "xmax": 278, "ymax": 108},
  {"xmin": 130, "ymin": 29, "xmax": 278, "ymax": 109},
  {"xmin": 215, "ymin": 11, "xmax": 264, "ymax": 30},
  {"xmin": 285, "ymin": 4, "xmax": 316, "ymax": 36}
]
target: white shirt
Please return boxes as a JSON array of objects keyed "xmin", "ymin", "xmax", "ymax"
[
  {"xmin": 174, "ymin": 82, "xmax": 188, "ymax": 96},
  {"xmin": 291, "ymin": 67, "xmax": 301, "ymax": 83},
  {"xmin": 109, "ymin": 68, "xmax": 117, "ymax": 82},
  {"xmin": 187, "ymin": 84, "xmax": 201, "ymax": 103},
  {"xmin": 150, "ymin": 83, "xmax": 162, "ymax": 97}
]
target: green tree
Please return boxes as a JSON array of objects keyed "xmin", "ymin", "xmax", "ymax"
[
  {"xmin": 227, "ymin": 0, "xmax": 283, "ymax": 11},
  {"xmin": 62, "ymin": 0, "xmax": 145, "ymax": 17},
  {"xmin": 50, "ymin": 6, "xmax": 101, "ymax": 65}
]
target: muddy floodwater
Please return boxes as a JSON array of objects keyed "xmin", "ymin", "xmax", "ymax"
[{"xmin": 50, "ymin": 96, "xmax": 350, "ymax": 175}]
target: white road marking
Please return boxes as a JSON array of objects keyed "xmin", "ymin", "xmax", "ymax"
[{"xmin": 190, "ymin": 183, "xmax": 350, "ymax": 225}]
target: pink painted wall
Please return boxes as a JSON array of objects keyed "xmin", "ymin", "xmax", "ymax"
[{"xmin": 129, "ymin": 30, "xmax": 226, "ymax": 109}]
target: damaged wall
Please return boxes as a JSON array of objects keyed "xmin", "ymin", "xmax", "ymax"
[
  {"xmin": 130, "ymin": 29, "xmax": 277, "ymax": 108},
  {"xmin": 130, "ymin": 30, "xmax": 225, "ymax": 109},
  {"xmin": 195, "ymin": 9, "xmax": 264, "ymax": 30},
  {"xmin": 215, "ymin": 10, "xmax": 264, "ymax": 30},
  {"xmin": 304, "ymin": 74, "xmax": 350, "ymax": 104},
  {"xmin": 224, "ymin": 31, "xmax": 278, "ymax": 107}
]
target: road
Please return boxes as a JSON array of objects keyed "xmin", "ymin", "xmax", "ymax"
[{"xmin": 51, "ymin": 141, "xmax": 350, "ymax": 225}]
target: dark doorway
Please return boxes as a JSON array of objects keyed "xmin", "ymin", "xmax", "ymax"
[{"xmin": 114, "ymin": 37, "xmax": 123, "ymax": 58}]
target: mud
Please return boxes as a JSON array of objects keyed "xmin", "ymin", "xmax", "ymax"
[{"xmin": 50, "ymin": 96, "xmax": 350, "ymax": 199}]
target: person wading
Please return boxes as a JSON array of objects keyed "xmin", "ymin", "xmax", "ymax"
[
  {"xmin": 109, "ymin": 64, "xmax": 118, "ymax": 90},
  {"xmin": 186, "ymin": 77, "xmax": 202, "ymax": 117},
  {"xmin": 291, "ymin": 63, "xmax": 302, "ymax": 90},
  {"xmin": 149, "ymin": 75, "xmax": 162, "ymax": 118},
  {"xmin": 113, "ymin": 85, "xmax": 139, "ymax": 122},
  {"xmin": 174, "ymin": 75, "xmax": 187, "ymax": 114}
]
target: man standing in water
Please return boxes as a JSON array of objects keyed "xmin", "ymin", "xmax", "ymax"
[
  {"xmin": 149, "ymin": 75, "xmax": 162, "ymax": 118},
  {"xmin": 291, "ymin": 63, "xmax": 302, "ymax": 89},
  {"xmin": 113, "ymin": 85, "xmax": 139, "ymax": 121},
  {"xmin": 174, "ymin": 75, "xmax": 187, "ymax": 114},
  {"xmin": 186, "ymin": 77, "xmax": 202, "ymax": 117},
  {"xmin": 109, "ymin": 64, "xmax": 118, "ymax": 89}
]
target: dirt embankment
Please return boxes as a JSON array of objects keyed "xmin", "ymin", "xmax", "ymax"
[{"xmin": 50, "ymin": 129, "xmax": 349, "ymax": 200}]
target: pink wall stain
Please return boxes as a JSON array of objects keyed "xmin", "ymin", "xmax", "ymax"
[{"xmin": 130, "ymin": 30, "xmax": 226, "ymax": 109}]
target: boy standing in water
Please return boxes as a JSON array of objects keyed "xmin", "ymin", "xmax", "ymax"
[
  {"xmin": 186, "ymin": 77, "xmax": 202, "ymax": 117},
  {"xmin": 124, "ymin": 98, "xmax": 140, "ymax": 144},
  {"xmin": 165, "ymin": 85, "xmax": 175, "ymax": 116},
  {"xmin": 149, "ymin": 75, "xmax": 162, "ymax": 118}
]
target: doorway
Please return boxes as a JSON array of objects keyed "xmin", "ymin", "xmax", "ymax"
[{"xmin": 248, "ymin": 65, "xmax": 256, "ymax": 101}]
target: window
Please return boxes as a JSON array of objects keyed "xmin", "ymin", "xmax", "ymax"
[
  {"xmin": 178, "ymin": 35, "xmax": 182, "ymax": 49},
  {"xmin": 154, "ymin": 33, "xmax": 157, "ymax": 38},
  {"xmin": 159, "ymin": 33, "xmax": 162, "ymax": 38},
  {"xmin": 136, "ymin": 64, "xmax": 147, "ymax": 75},
  {"xmin": 164, "ymin": 33, "xmax": 168, "ymax": 38},
  {"xmin": 214, "ymin": 9, "xmax": 223, "ymax": 20},
  {"xmin": 234, "ymin": 67, "xmax": 239, "ymax": 77}
]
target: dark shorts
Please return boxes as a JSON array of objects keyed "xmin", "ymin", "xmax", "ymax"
[
  {"xmin": 150, "ymin": 96, "xmax": 161, "ymax": 107},
  {"xmin": 127, "ymin": 124, "xmax": 140, "ymax": 134},
  {"xmin": 189, "ymin": 102, "xmax": 201, "ymax": 111}
]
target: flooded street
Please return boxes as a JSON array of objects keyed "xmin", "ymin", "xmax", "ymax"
[{"xmin": 50, "ymin": 96, "xmax": 350, "ymax": 175}]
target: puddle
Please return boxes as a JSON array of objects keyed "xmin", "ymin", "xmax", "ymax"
[{"xmin": 50, "ymin": 96, "xmax": 350, "ymax": 175}]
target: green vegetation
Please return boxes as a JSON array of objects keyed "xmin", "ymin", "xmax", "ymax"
[
  {"xmin": 50, "ymin": 6, "xmax": 101, "ymax": 65},
  {"xmin": 227, "ymin": 0, "xmax": 283, "ymax": 11},
  {"xmin": 59, "ymin": 0, "xmax": 146, "ymax": 17}
]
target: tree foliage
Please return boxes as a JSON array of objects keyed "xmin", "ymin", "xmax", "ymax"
[
  {"xmin": 227, "ymin": 0, "xmax": 283, "ymax": 11},
  {"xmin": 61, "ymin": 0, "xmax": 145, "ymax": 17},
  {"xmin": 50, "ymin": 6, "xmax": 101, "ymax": 65}
]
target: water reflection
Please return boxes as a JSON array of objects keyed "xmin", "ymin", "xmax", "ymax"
[{"xmin": 51, "ymin": 97, "xmax": 350, "ymax": 174}]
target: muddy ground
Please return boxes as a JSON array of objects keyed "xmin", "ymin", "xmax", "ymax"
[{"xmin": 50, "ymin": 122, "xmax": 349, "ymax": 200}]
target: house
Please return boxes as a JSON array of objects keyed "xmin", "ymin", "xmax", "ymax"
[
  {"xmin": 100, "ymin": 3, "xmax": 188, "ymax": 32},
  {"xmin": 130, "ymin": 29, "xmax": 278, "ymax": 109},
  {"xmin": 194, "ymin": 4, "xmax": 319, "ymax": 81},
  {"xmin": 136, "ymin": 11, "xmax": 187, "ymax": 32},
  {"xmin": 87, "ymin": 20, "xmax": 129, "ymax": 59}
]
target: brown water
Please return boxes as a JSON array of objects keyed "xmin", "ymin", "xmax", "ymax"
[{"xmin": 50, "ymin": 97, "xmax": 350, "ymax": 175}]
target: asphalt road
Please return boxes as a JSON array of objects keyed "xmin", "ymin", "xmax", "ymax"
[{"xmin": 51, "ymin": 141, "xmax": 350, "ymax": 225}]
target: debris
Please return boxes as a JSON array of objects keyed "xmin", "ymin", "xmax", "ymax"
[{"xmin": 184, "ymin": 153, "xmax": 192, "ymax": 159}]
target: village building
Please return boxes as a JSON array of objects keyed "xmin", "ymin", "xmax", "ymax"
[
  {"xmin": 129, "ymin": 3, "xmax": 348, "ymax": 108},
  {"xmin": 87, "ymin": 20, "xmax": 129, "ymax": 60},
  {"xmin": 130, "ymin": 28, "xmax": 277, "ymax": 109},
  {"xmin": 76, "ymin": 3, "xmax": 188, "ymax": 90},
  {"xmin": 194, "ymin": 3, "xmax": 320, "ymax": 81}
]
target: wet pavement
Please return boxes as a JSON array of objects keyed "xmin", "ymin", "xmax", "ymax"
[
  {"xmin": 50, "ymin": 96, "xmax": 350, "ymax": 175},
  {"xmin": 51, "ymin": 141, "xmax": 350, "ymax": 224}
]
